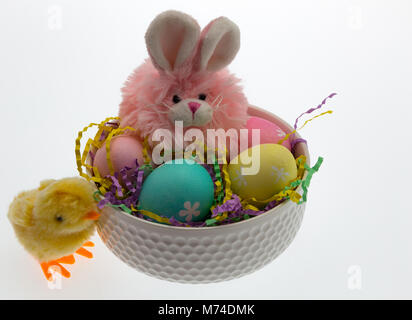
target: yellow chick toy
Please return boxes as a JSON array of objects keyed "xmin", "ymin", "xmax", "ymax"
[{"xmin": 8, "ymin": 177, "xmax": 100, "ymax": 280}]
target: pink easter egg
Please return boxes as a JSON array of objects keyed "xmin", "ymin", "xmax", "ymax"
[
  {"xmin": 242, "ymin": 116, "xmax": 291, "ymax": 152},
  {"xmin": 93, "ymin": 135, "xmax": 144, "ymax": 177}
]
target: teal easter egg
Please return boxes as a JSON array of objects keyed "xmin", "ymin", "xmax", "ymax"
[{"xmin": 138, "ymin": 159, "xmax": 214, "ymax": 223}]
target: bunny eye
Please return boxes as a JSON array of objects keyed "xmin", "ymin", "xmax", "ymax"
[
  {"xmin": 198, "ymin": 94, "xmax": 207, "ymax": 101},
  {"xmin": 55, "ymin": 215, "xmax": 64, "ymax": 223},
  {"xmin": 172, "ymin": 95, "xmax": 181, "ymax": 104}
]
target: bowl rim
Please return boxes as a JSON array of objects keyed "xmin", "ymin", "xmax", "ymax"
[{"xmin": 99, "ymin": 105, "xmax": 310, "ymax": 231}]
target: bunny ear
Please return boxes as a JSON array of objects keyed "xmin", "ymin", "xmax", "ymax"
[
  {"xmin": 197, "ymin": 17, "xmax": 240, "ymax": 72},
  {"xmin": 145, "ymin": 10, "xmax": 200, "ymax": 72}
]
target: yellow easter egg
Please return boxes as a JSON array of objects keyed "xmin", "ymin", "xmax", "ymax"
[{"xmin": 228, "ymin": 143, "xmax": 297, "ymax": 206}]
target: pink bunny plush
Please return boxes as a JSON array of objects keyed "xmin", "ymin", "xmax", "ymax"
[{"xmin": 94, "ymin": 10, "xmax": 249, "ymax": 174}]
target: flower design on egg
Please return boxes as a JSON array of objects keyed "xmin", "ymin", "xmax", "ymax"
[
  {"xmin": 178, "ymin": 201, "xmax": 201, "ymax": 222},
  {"xmin": 271, "ymin": 166, "xmax": 289, "ymax": 184},
  {"xmin": 276, "ymin": 128, "xmax": 286, "ymax": 137},
  {"xmin": 232, "ymin": 169, "xmax": 247, "ymax": 187}
]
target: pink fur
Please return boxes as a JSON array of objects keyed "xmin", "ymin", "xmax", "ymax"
[
  {"xmin": 118, "ymin": 12, "xmax": 248, "ymax": 149},
  {"xmin": 119, "ymin": 59, "xmax": 249, "ymax": 144},
  {"xmin": 92, "ymin": 11, "xmax": 248, "ymax": 177}
]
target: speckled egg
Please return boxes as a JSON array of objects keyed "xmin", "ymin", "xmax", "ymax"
[
  {"xmin": 93, "ymin": 136, "xmax": 144, "ymax": 177},
  {"xmin": 242, "ymin": 116, "xmax": 291, "ymax": 152},
  {"xmin": 138, "ymin": 159, "xmax": 214, "ymax": 223},
  {"xmin": 229, "ymin": 143, "xmax": 297, "ymax": 207}
]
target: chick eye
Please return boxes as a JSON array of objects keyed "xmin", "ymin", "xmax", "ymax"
[
  {"xmin": 198, "ymin": 93, "xmax": 207, "ymax": 101},
  {"xmin": 55, "ymin": 215, "xmax": 64, "ymax": 222},
  {"xmin": 172, "ymin": 95, "xmax": 181, "ymax": 104}
]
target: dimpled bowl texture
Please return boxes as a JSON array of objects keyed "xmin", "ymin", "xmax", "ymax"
[{"xmin": 97, "ymin": 106, "xmax": 310, "ymax": 283}]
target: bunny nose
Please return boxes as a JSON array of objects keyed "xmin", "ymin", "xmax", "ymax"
[{"xmin": 188, "ymin": 102, "xmax": 201, "ymax": 114}]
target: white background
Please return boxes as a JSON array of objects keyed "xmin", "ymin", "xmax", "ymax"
[{"xmin": 1, "ymin": 0, "xmax": 411, "ymax": 299}]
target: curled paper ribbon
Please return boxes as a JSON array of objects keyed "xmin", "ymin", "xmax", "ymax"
[
  {"xmin": 289, "ymin": 93, "xmax": 336, "ymax": 149},
  {"xmin": 241, "ymin": 155, "xmax": 307, "ymax": 206},
  {"xmin": 206, "ymin": 195, "xmax": 264, "ymax": 226},
  {"xmin": 293, "ymin": 93, "xmax": 336, "ymax": 131},
  {"xmin": 95, "ymin": 155, "xmax": 323, "ymax": 228},
  {"xmin": 206, "ymin": 156, "xmax": 323, "ymax": 226},
  {"xmin": 142, "ymin": 137, "xmax": 151, "ymax": 166},
  {"xmin": 300, "ymin": 157, "xmax": 323, "ymax": 203},
  {"xmin": 208, "ymin": 145, "xmax": 235, "ymax": 222},
  {"xmin": 213, "ymin": 162, "xmax": 233, "ymax": 222},
  {"xmin": 121, "ymin": 164, "xmax": 136, "ymax": 193},
  {"xmin": 212, "ymin": 156, "xmax": 224, "ymax": 202},
  {"xmin": 76, "ymin": 117, "xmax": 144, "ymax": 196},
  {"xmin": 97, "ymin": 164, "xmax": 146, "ymax": 210},
  {"xmin": 278, "ymin": 110, "xmax": 333, "ymax": 146},
  {"xmin": 109, "ymin": 173, "xmax": 123, "ymax": 198},
  {"xmin": 75, "ymin": 117, "xmax": 120, "ymax": 193}
]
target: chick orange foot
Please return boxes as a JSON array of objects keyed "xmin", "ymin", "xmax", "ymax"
[
  {"xmin": 40, "ymin": 241, "xmax": 95, "ymax": 281},
  {"xmin": 76, "ymin": 247, "xmax": 93, "ymax": 258},
  {"xmin": 76, "ymin": 240, "xmax": 94, "ymax": 258},
  {"xmin": 40, "ymin": 254, "xmax": 75, "ymax": 280}
]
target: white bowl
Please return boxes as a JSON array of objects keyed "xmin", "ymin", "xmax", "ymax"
[{"xmin": 97, "ymin": 106, "xmax": 310, "ymax": 283}]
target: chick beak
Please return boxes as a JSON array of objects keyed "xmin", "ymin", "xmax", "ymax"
[{"xmin": 84, "ymin": 211, "xmax": 101, "ymax": 221}]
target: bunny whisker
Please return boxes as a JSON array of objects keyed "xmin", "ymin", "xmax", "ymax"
[
  {"xmin": 210, "ymin": 94, "xmax": 222, "ymax": 106},
  {"xmin": 162, "ymin": 102, "xmax": 173, "ymax": 109},
  {"xmin": 156, "ymin": 110, "xmax": 170, "ymax": 114},
  {"xmin": 141, "ymin": 103, "xmax": 169, "ymax": 118},
  {"xmin": 212, "ymin": 95, "xmax": 224, "ymax": 111},
  {"xmin": 142, "ymin": 103, "xmax": 170, "ymax": 114},
  {"xmin": 142, "ymin": 103, "xmax": 157, "ymax": 109}
]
